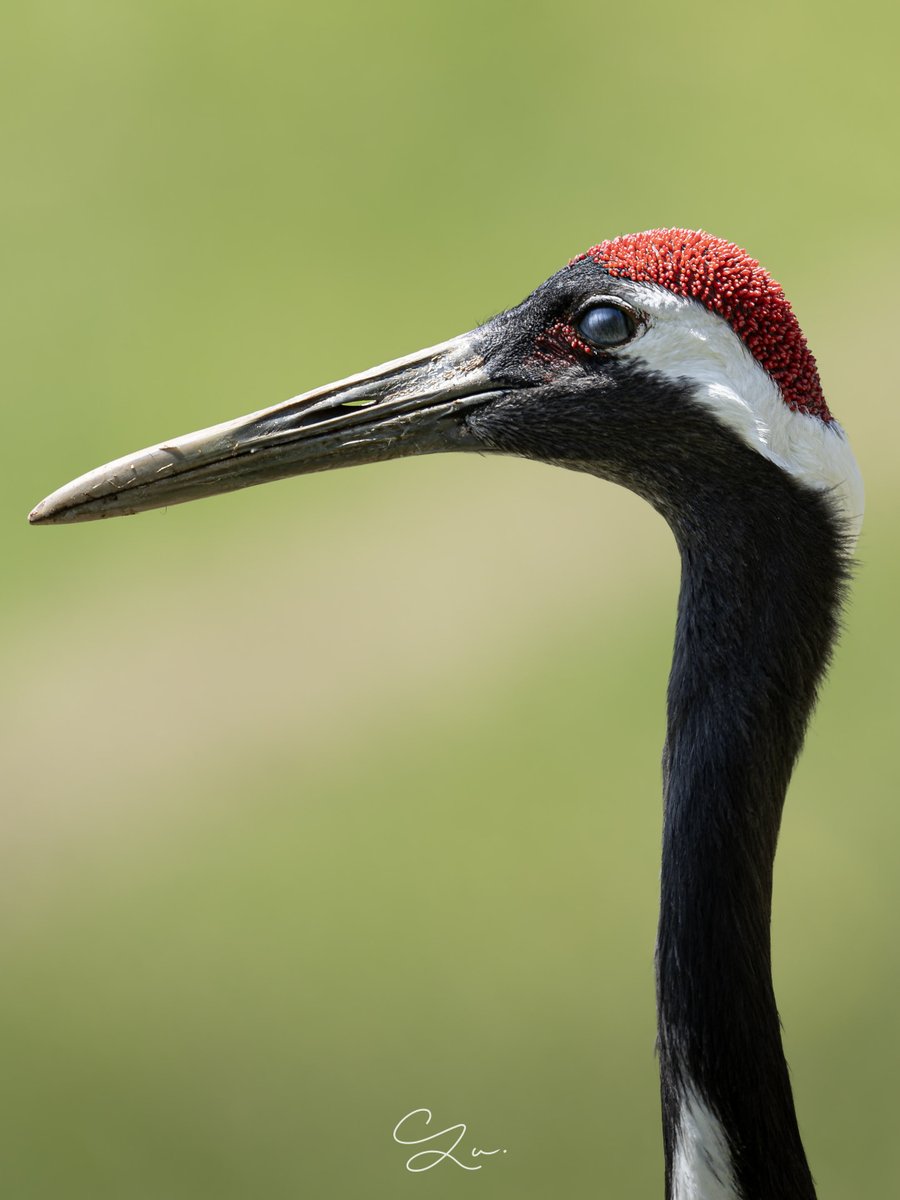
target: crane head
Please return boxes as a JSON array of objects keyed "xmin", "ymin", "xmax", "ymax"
[{"xmin": 29, "ymin": 230, "xmax": 862, "ymax": 536}]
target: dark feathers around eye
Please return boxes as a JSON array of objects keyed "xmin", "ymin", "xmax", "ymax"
[{"xmin": 576, "ymin": 304, "xmax": 634, "ymax": 349}]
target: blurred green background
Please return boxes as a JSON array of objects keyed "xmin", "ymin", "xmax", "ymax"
[{"xmin": 2, "ymin": 2, "xmax": 898, "ymax": 1196}]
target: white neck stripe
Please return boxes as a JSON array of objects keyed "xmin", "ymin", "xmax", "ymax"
[
  {"xmin": 672, "ymin": 1085, "xmax": 741, "ymax": 1200},
  {"xmin": 620, "ymin": 284, "xmax": 864, "ymax": 541}
]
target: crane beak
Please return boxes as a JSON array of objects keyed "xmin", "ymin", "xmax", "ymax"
[{"xmin": 28, "ymin": 332, "xmax": 505, "ymax": 525}]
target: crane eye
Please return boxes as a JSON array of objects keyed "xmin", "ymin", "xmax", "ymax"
[{"xmin": 576, "ymin": 304, "xmax": 635, "ymax": 349}]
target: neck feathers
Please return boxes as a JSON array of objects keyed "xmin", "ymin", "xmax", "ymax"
[{"xmin": 657, "ymin": 457, "xmax": 850, "ymax": 1200}]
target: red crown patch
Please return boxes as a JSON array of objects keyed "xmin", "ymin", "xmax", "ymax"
[{"xmin": 574, "ymin": 230, "xmax": 831, "ymax": 421}]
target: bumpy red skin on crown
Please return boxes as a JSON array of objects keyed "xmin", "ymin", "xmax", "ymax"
[{"xmin": 572, "ymin": 229, "xmax": 832, "ymax": 422}]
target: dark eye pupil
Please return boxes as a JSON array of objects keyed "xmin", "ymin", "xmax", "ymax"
[{"xmin": 576, "ymin": 304, "xmax": 633, "ymax": 348}]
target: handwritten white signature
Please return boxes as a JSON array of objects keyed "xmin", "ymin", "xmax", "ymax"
[{"xmin": 392, "ymin": 1108, "xmax": 507, "ymax": 1172}]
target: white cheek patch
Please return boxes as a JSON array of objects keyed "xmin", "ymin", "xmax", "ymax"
[{"xmin": 620, "ymin": 284, "xmax": 864, "ymax": 541}]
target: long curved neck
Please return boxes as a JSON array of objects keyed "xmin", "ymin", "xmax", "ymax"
[{"xmin": 657, "ymin": 480, "xmax": 848, "ymax": 1200}]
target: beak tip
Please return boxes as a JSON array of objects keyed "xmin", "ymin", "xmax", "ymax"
[
  {"xmin": 28, "ymin": 500, "xmax": 51, "ymax": 526},
  {"xmin": 28, "ymin": 490, "xmax": 85, "ymax": 526}
]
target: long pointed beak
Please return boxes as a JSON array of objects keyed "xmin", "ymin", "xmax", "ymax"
[{"xmin": 29, "ymin": 331, "xmax": 502, "ymax": 525}]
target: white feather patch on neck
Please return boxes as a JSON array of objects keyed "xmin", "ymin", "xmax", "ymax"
[
  {"xmin": 619, "ymin": 284, "xmax": 864, "ymax": 541},
  {"xmin": 672, "ymin": 1085, "xmax": 741, "ymax": 1200}
]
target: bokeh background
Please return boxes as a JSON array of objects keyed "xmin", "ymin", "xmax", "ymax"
[{"xmin": 3, "ymin": 2, "xmax": 898, "ymax": 1196}]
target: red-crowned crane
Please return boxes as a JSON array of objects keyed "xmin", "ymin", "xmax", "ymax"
[{"xmin": 30, "ymin": 230, "xmax": 864, "ymax": 1200}]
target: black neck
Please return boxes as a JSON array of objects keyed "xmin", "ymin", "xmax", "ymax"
[
  {"xmin": 464, "ymin": 369, "xmax": 852, "ymax": 1197},
  {"xmin": 657, "ymin": 468, "xmax": 849, "ymax": 1200}
]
